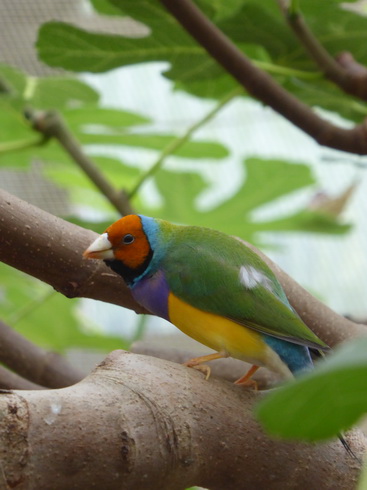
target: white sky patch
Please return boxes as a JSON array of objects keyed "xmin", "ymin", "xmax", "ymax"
[{"xmin": 239, "ymin": 265, "xmax": 274, "ymax": 293}]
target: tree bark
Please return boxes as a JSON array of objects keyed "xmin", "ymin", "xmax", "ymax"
[{"xmin": 0, "ymin": 351, "xmax": 363, "ymax": 490}]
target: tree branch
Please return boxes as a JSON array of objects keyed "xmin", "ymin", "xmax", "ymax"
[
  {"xmin": 159, "ymin": 0, "xmax": 367, "ymax": 154},
  {"xmin": 0, "ymin": 320, "xmax": 82, "ymax": 388},
  {"xmin": 0, "ymin": 364, "xmax": 44, "ymax": 390},
  {"xmin": 0, "ymin": 188, "xmax": 144, "ymax": 314},
  {"xmin": 277, "ymin": 0, "xmax": 367, "ymax": 100},
  {"xmin": 0, "ymin": 350, "xmax": 363, "ymax": 489}
]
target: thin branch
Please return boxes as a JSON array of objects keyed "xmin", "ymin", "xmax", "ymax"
[
  {"xmin": 159, "ymin": 0, "xmax": 367, "ymax": 155},
  {"xmin": 26, "ymin": 109, "xmax": 134, "ymax": 216},
  {"xmin": 277, "ymin": 0, "xmax": 367, "ymax": 100},
  {"xmin": 128, "ymin": 87, "xmax": 243, "ymax": 199},
  {"xmin": 0, "ymin": 320, "xmax": 83, "ymax": 388}
]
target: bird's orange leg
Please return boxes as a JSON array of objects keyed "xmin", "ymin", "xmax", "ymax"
[
  {"xmin": 234, "ymin": 365, "xmax": 260, "ymax": 390},
  {"xmin": 184, "ymin": 351, "xmax": 228, "ymax": 380}
]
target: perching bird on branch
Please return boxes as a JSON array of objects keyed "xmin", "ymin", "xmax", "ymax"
[{"xmin": 83, "ymin": 214, "xmax": 328, "ymax": 385}]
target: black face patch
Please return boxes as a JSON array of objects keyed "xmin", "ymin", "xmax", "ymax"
[{"xmin": 104, "ymin": 246, "xmax": 153, "ymax": 286}]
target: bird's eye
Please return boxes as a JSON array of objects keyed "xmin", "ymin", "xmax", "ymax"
[{"xmin": 122, "ymin": 233, "xmax": 135, "ymax": 245}]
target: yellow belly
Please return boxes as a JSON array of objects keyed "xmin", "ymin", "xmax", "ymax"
[{"xmin": 168, "ymin": 292, "xmax": 271, "ymax": 367}]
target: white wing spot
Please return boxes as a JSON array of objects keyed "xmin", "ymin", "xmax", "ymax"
[{"xmin": 239, "ymin": 265, "xmax": 274, "ymax": 293}]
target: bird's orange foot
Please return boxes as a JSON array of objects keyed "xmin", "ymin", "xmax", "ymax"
[
  {"xmin": 184, "ymin": 362, "xmax": 212, "ymax": 380},
  {"xmin": 183, "ymin": 351, "xmax": 228, "ymax": 381},
  {"xmin": 234, "ymin": 365, "xmax": 259, "ymax": 391},
  {"xmin": 234, "ymin": 377, "xmax": 258, "ymax": 391}
]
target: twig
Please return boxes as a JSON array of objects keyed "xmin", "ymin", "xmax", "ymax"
[
  {"xmin": 159, "ymin": 0, "xmax": 367, "ymax": 155},
  {"xmin": 277, "ymin": 0, "xmax": 367, "ymax": 100},
  {"xmin": 128, "ymin": 87, "xmax": 242, "ymax": 199},
  {"xmin": 26, "ymin": 109, "xmax": 134, "ymax": 216},
  {"xmin": 0, "ymin": 320, "xmax": 83, "ymax": 388}
]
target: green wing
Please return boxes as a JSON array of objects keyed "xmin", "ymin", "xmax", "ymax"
[{"xmin": 162, "ymin": 226, "xmax": 328, "ymax": 350}]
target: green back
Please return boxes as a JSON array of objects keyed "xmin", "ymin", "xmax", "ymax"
[{"xmin": 160, "ymin": 224, "xmax": 327, "ymax": 350}]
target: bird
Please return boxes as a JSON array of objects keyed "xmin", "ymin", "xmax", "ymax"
[{"xmin": 83, "ymin": 214, "xmax": 329, "ymax": 385}]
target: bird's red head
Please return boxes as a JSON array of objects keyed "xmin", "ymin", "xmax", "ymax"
[{"xmin": 83, "ymin": 214, "xmax": 151, "ymax": 271}]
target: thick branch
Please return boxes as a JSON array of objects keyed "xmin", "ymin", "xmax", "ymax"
[
  {"xmin": 131, "ymin": 341, "xmax": 282, "ymax": 388},
  {"xmin": 1, "ymin": 188, "xmax": 366, "ymax": 349},
  {"xmin": 0, "ymin": 189, "xmax": 144, "ymax": 314},
  {"xmin": 0, "ymin": 320, "xmax": 82, "ymax": 388},
  {"xmin": 0, "ymin": 364, "xmax": 43, "ymax": 390},
  {"xmin": 0, "ymin": 351, "xmax": 363, "ymax": 489},
  {"xmin": 242, "ymin": 241, "xmax": 367, "ymax": 347},
  {"xmin": 159, "ymin": 0, "xmax": 367, "ymax": 154}
]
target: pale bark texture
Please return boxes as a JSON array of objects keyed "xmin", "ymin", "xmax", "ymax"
[{"xmin": 0, "ymin": 351, "xmax": 364, "ymax": 490}]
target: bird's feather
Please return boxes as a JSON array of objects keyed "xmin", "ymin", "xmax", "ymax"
[{"xmin": 158, "ymin": 225, "xmax": 328, "ymax": 351}]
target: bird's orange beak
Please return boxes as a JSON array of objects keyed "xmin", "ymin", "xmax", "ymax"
[{"xmin": 83, "ymin": 233, "xmax": 115, "ymax": 260}]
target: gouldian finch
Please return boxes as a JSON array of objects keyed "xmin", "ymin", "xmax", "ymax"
[{"xmin": 83, "ymin": 214, "xmax": 328, "ymax": 384}]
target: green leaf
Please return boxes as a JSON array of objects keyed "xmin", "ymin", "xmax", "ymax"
[
  {"xmin": 256, "ymin": 338, "xmax": 367, "ymax": 441},
  {"xmin": 0, "ymin": 263, "xmax": 127, "ymax": 352},
  {"xmin": 44, "ymin": 157, "xmax": 141, "ymax": 212},
  {"xmin": 64, "ymin": 106, "xmax": 150, "ymax": 129},
  {"xmin": 76, "ymin": 132, "xmax": 228, "ymax": 159},
  {"xmin": 0, "ymin": 64, "xmax": 27, "ymax": 95},
  {"xmin": 283, "ymin": 77, "xmax": 367, "ymax": 123},
  {"xmin": 249, "ymin": 210, "xmax": 352, "ymax": 235},
  {"xmin": 29, "ymin": 78, "xmax": 99, "ymax": 109},
  {"xmin": 36, "ymin": 19, "xmax": 192, "ymax": 73},
  {"xmin": 90, "ymin": 0, "xmax": 123, "ymax": 16},
  {"xmin": 36, "ymin": 0, "xmax": 367, "ymax": 119}
]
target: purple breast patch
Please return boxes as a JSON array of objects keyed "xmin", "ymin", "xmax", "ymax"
[{"xmin": 131, "ymin": 269, "xmax": 170, "ymax": 321}]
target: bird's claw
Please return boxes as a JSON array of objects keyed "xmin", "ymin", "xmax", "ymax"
[
  {"xmin": 184, "ymin": 362, "xmax": 212, "ymax": 380},
  {"xmin": 234, "ymin": 377, "xmax": 258, "ymax": 391}
]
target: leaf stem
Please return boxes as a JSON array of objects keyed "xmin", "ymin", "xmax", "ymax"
[
  {"xmin": 254, "ymin": 61, "xmax": 321, "ymax": 80},
  {"xmin": 128, "ymin": 86, "xmax": 242, "ymax": 199}
]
